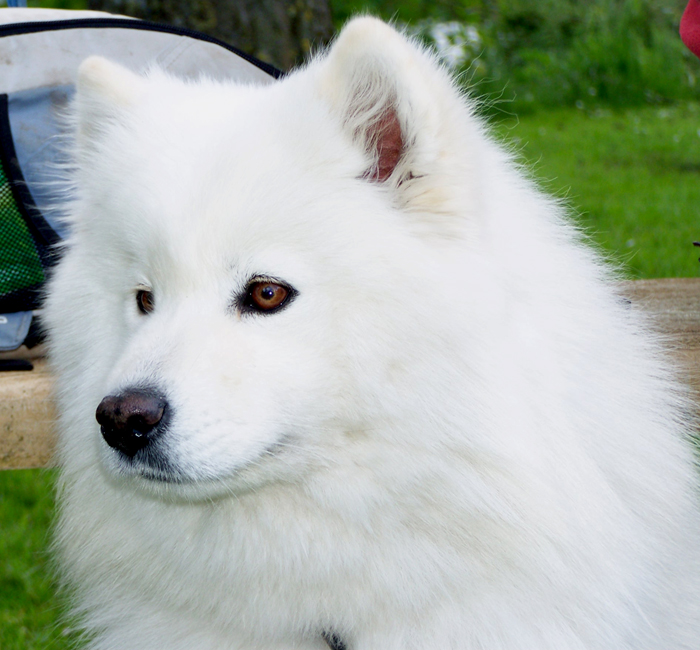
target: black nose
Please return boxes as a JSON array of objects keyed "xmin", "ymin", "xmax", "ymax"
[{"xmin": 96, "ymin": 388, "xmax": 169, "ymax": 457}]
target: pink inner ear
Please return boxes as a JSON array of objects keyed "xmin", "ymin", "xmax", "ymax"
[{"xmin": 367, "ymin": 107, "xmax": 403, "ymax": 183}]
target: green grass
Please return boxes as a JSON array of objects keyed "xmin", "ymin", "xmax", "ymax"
[
  {"xmin": 0, "ymin": 468, "xmax": 68, "ymax": 650},
  {"xmin": 2, "ymin": 104, "xmax": 700, "ymax": 647},
  {"xmin": 491, "ymin": 103, "xmax": 700, "ymax": 278}
]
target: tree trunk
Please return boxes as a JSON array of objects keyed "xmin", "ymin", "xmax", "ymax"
[{"xmin": 86, "ymin": 0, "xmax": 335, "ymax": 71}]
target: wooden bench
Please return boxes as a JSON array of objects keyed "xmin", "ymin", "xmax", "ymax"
[{"xmin": 2, "ymin": 278, "xmax": 700, "ymax": 470}]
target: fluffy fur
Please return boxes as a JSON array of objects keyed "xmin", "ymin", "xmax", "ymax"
[{"xmin": 44, "ymin": 17, "xmax": 700, "ymax": 650}]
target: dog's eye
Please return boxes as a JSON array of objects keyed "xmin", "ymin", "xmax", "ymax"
[
  {"xmin": 242, "ymin": 280, "xmax": 294, "ymax": 314},
  {"xmin": 136, "ymin": 289, "xmax": 155, "ymax": 315}
]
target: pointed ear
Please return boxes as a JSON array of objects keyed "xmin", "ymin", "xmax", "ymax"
[
  {"xmin": 315, "ymin": 17, "xmax": 464, "ymax": 190},
  {"xmin": 75, "ymin": 56, "xmax": 145, "ymax": 152}
]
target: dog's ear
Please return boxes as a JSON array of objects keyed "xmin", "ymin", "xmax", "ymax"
[
  {"xmin": 314, "ymin": 18, "xmax": 477, "ymax": 231},
  {"xmin": 316, "ymin": 18, "xmax": 421, "ymax": 186},
  {"xmin": 75, "ymin": 57, "xmax": 145, "ymax": 155}
]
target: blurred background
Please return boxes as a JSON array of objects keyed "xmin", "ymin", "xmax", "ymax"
[
  {"xmin": 12, "ymin": 0, "xmax": 698, "ymax": 112},
  {"xmin": 1, "ymin": 2, "xmax": 700, "ymax": 649}
]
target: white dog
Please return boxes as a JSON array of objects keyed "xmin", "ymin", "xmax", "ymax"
[{"xmin": 44, "ymin": 16, "xmax": 700, "ymax": 650}]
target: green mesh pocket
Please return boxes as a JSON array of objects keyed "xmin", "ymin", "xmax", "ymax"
[{"xmin": 0, "ymin": 159, "xmax": 44, "ymax": 297}]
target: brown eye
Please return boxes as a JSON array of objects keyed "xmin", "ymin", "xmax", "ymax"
[
  {"xmin": 250, "ymin": 282, "xmax": 288, "ymax": 311},
  {"xmin": 136, "ymin": 289, "xmax": 155, "ymax": 315},
  {"xmin": 241, "ymin": 279, "xmax": 296, "ymax": 315}
]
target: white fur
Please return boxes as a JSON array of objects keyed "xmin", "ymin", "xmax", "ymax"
[{"xmin": 44, "ymin": 17, "xmax": 700, "ymax": 650}]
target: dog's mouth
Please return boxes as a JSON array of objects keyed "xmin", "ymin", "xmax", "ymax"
[
  {"xmin": 103, "ymin": 430, "xmax": 297, "ymax": 501},
  {"xmin": 111, "ymin": 445, "xmax": 191, "ymax": 484},
  {"xmin": 105, "ymin": 450, "xmax": 231, "ymax": 502}
]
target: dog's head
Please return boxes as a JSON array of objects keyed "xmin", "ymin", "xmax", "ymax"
[{"xmin": 46, "ymin": 18, "xmax": 491, "ymax": 501}]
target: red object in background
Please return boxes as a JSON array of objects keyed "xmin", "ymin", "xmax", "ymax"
[{"xmin": 681, "ymin": 0, "xmax": 700, "ymax": 58}]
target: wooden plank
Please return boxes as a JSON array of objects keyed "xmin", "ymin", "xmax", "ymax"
[
  {"xmin": 623, "ymin": 278, "xmax": 700, "ymax": 395},
  {"xmin": 0, "ymin": 356, "xmax": 55, "ymax": 469},
  {"xmin": 1, "ymin": 278, "xmax": 700, "ymax": 470}
]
